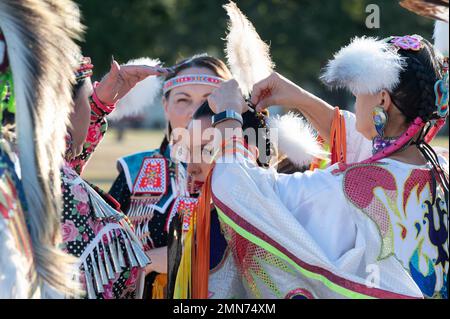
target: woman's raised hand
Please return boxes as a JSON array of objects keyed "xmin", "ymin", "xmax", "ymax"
[
  {"xmin": 95, "ymin": 58, "xmax": 170, "ymax": 106},
  {"xmin": 250, "ymin": 72, "xmax": 306, "ymax": 112},
  {"xmin": 207, "ymin": 79, "xmax": 248, "ymax": 114}
]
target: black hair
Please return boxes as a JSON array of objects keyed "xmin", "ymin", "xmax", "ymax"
[
  {"xmin": 192, "ymin": 100, "xmax": 272, "ymax": 167},
  {"xmin": 390, "ymin": 38, "xmax": 444, "ymax": 123},
  {"xmin": 390, "ymin": 38, "xmax": 449, "ymax": 201},
  {"xmin": 160, "ymin": 54, "xmax": 232, "ymax": 154}
]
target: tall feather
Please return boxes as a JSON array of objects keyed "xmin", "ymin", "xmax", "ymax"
[
  {"xmin": 224, "ymin": 1, "xmax": 275, "ymax": 97},
  {"xmin": 0, "ymin": 0, "xmax": 83, "ymax": 296},
  {"xmin": 108, "ymin": 57, "xmax": 163, "ymax": 121}
]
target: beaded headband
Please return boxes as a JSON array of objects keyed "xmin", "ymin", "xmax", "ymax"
[{"xmin": 163, "ymin": 74, "xmax": 224, "ymax": 95}]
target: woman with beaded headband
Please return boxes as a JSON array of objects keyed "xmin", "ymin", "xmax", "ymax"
[
  {"xmin": 60, "ymin": 55, "xmax": 169, "ymax": 299},
  {"xmin": 190, "ymin": 33, "xmax": 449, "ymax": 299},
  {"xmin": 175, "ymin": 2, "xmax": 326, "ymax": 299},
  {"xmin": 0, "ymin": 0, "xmax": 83, "ymax": 298},
  {"xmin": 108, "ymin": 54, "xmax": 233, "ymax": 299}
]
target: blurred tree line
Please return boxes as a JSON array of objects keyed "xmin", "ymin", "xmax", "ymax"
[{"xmin": 76, "ymin": 0, "xmax": 436, "ymax": 109}]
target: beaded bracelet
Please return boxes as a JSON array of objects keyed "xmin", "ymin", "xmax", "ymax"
[{"xmin": 91, "ymin": 81, "xmax": 116, "ymax": 116}]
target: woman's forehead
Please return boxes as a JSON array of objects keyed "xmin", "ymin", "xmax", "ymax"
[{"xmin": 171, "ymin": 84, "xmax": 215, "ymax": 97}]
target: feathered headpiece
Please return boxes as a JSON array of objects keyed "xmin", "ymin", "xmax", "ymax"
[
  {"xmin": 320, "ymin": 37, "xmax": 407, "ymax": 95},
  {"xmin": 108, "ymin": 57, "xmax": 163, "ymax": 121},
  {"xmin": 223, "ymin": 1, "xmax": 325, "ymax": 167},
  {"xmin": 0, "ymin": 0, "xmax": 83, "ymax": 296}
]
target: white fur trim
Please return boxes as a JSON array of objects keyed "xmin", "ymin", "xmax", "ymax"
[
  {"xmin": 321, "ymin": 37, "xmax": 406, "ymax": 95},
  {"xmin": 108, "ymin": 57, "xmax": 163, "ymax": 121},
  {"xmin": 434, "ymin": 20, "xmax": 449, "ymax": 56},
  {"xmin": 267, "ymin": 112, "xmax": 329, "ymax": 167}
]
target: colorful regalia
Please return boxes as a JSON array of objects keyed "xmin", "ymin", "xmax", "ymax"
[
  {"xmin": 1, "ymin": 0, "xmax": 83, "ymax": 298},
  {"xmin": 208, "ymin": 29, "xmax": 449, "ymax": 298},
  {"xmin": 108, "ymin": 56, "xmax": 236, "ymax": 299},
  {"xmin": 0, "ymin": 139, "xmax": 37, "ymax": 298},
  {"xmin": 108, "ymin": 58, "xmax": 197, "ymax": 298},
  {"xmin": 61, "ymin": 65, "xmax": 150, "ymax": 299},
  {"xmin": 110, "ymin": 142, "xmax": 194, "ymax": 298}
]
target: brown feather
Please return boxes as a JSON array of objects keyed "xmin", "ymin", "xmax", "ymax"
[{"xmin": 400, "ymin": 0, "xmax": 449, "ymax": 21}]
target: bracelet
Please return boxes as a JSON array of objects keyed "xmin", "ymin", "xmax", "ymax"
[
  {"xmin": 91, "ymin": 81, "xmax": 116, "ymax": 115},
  {"xmin": 211, "ymin": 110, "xmax": 243, "ymax": 127}
]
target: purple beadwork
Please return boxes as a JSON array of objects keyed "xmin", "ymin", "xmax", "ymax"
[{"xmin": 390, "ymin": 35, "xmax": 422, "ymax": 51}]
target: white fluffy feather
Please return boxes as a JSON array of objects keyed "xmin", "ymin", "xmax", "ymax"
[
  {"xmin": 108, "ymin": 57, "xmax": 163, "ymax": 121},
  {"xmin": 267, "ymin": 112, "xmax": 329, "ymax": 167},
  {"xmin": 434, "ymin": 20, "xmax": 449, "ymax": 56},
  {"xmin": 321, "ymin": 37, "xmax": 406, "ymax": 95},
  {"xmin": 224, "ymin": 1, "xmax": 275, "ymax": 97}
]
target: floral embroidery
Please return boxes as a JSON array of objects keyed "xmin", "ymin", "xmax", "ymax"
[
  {"xmin": 61, "ymin": 219, "xmax": 80, "ymax": 242},
  {"xmin": 61, "ymin": 116, "xmax": 139, "ymax": 299},
  {"xmin": 71, "ymin": 184, "xmax": 89, "ymax": 202},
  {"xmin": 76, "ymin": 202, "xmax": 90, "ymax": 216}
]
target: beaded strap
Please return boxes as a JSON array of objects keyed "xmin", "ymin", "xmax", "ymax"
[{"xmin": 363, "ymin": 117, "xmax": 425, "ymax": 163}]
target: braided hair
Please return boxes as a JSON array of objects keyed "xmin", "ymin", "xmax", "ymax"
[
  {"xmin": 388, "ymin": 37, "xmax": 449, "ymax": 201},
  {"xmin": 390, "ymin": 38, "xmax": 444, "ymax": 122}
]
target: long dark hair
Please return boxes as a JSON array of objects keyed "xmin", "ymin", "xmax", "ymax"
[{"xmin": 160, "ymin": 54, "xmax": 232, "ymax": 154}]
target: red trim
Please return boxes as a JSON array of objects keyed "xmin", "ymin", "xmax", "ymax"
[{"xmin": 211, "ymin": 192, "xmax": 420, "ymax": 299}]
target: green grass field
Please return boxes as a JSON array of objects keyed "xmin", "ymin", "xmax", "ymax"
[{"xmin": 82, "ymin": 129, "xmax": 449, "ymax": 191}]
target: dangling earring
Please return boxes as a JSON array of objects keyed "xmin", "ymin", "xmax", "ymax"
[
  {"xmin": 372, "ymin": 105, "xmax": 388, "ymax": 138},
  {"xmin": 372, "ymin": 105, "xmax": 392, "ymax": 154}
]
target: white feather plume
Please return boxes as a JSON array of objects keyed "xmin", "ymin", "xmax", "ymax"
[
  {"xmin": 108, "ymin": 57, "xmax": 163, "ymax": 121},
  {"xmin": 434, "ymin": 20, "xmax": 449, "ymax": 56},
  {"xmin": 224, "ymin": 1, "xmax": 275, "ymax": 97},
  {"xmin": 320, "ymin": 37, "xmax": 406, "ymax": 95},
  {"xmin": 267, "ymin": 112, "xmax": 329, "ymax": 167}
]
